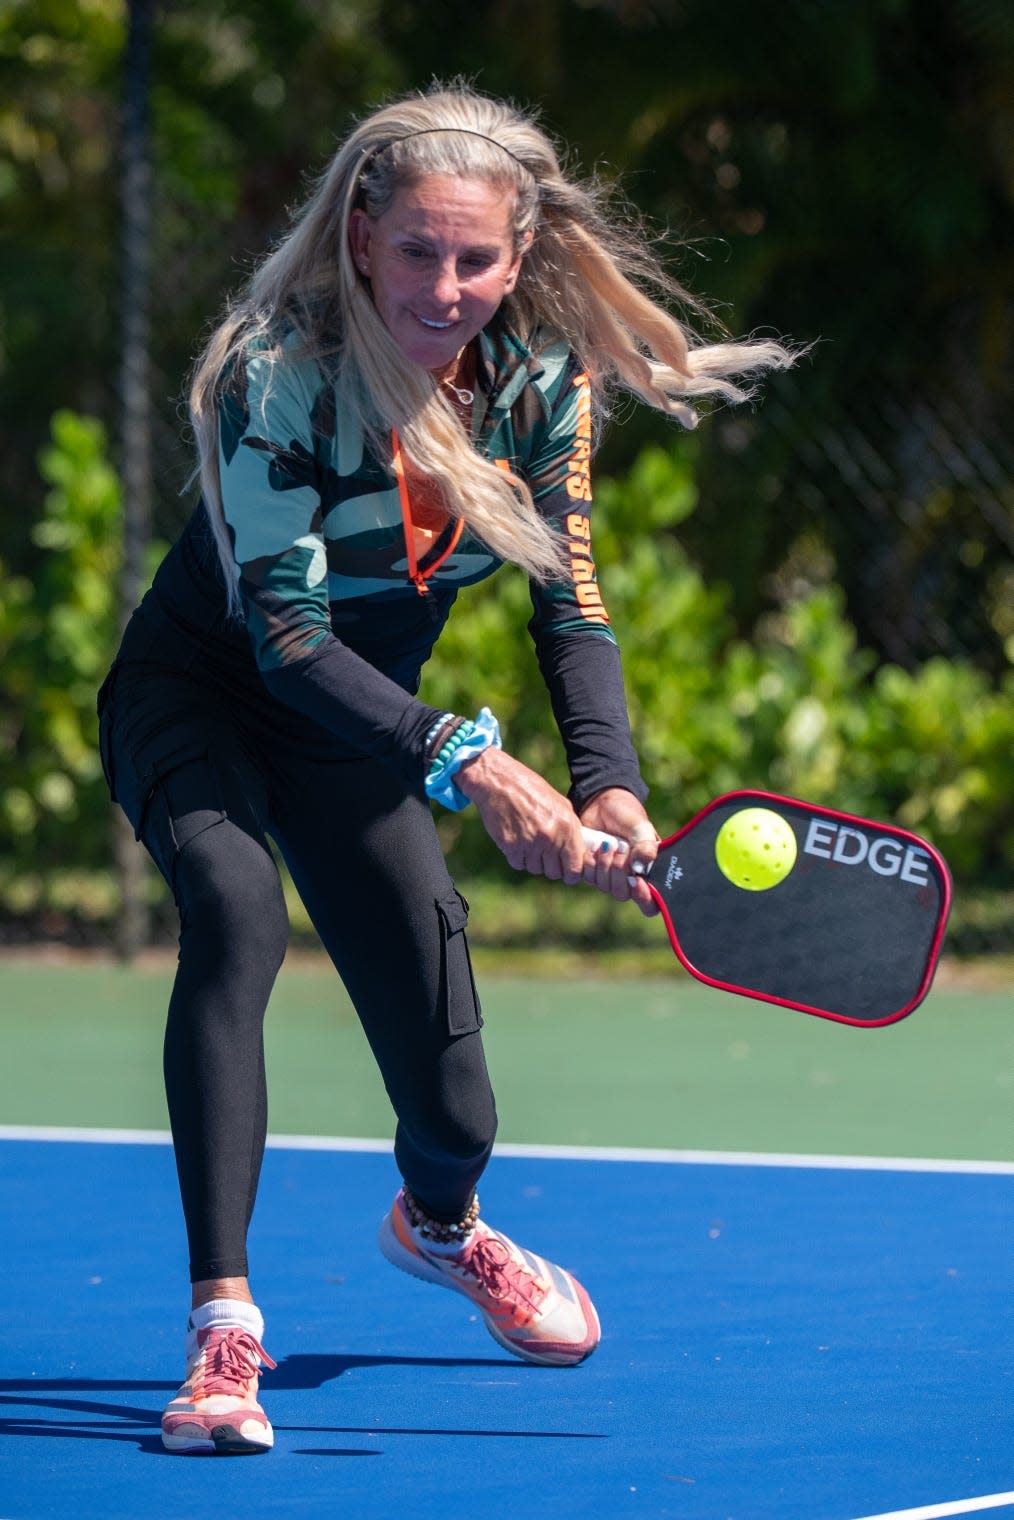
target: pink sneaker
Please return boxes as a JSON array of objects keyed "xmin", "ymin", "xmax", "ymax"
[
  {"xmin": 378, "ymin": 1188, "xmax": 600, "ymax": 1366},
  {"xmin": 161, "ymin": 1326, "xmax": 277, "ymax": 1454}
]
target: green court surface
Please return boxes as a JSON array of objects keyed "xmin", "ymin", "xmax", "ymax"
[{"xmin": 1, "ymin": 953, "xmax": 1010, "ymax": 1161}]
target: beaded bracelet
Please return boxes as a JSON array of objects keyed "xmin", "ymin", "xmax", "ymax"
[
  {"xmin": 431, "ymin": 718, "xmax": 477, "ymax": 769},
  {"xmin": 423, "ymin": 712, "xmax": 457, "ymax": 764},
  {"xmin": 424, "ymin": 706, "xmax": 502, "ymax": 811}
]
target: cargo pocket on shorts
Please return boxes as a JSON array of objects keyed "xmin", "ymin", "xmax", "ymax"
[
  {"xmin": 435, "ymin": 888, "xmax": 482, "ymax": 1036},
  {"xmin": 142, "ymin": 752, "xmax": 228, "ymax": 898},
  {"xmin": 97, "ymin": 705, "xmax": 117, "ymax": 799},
  {"xmin": 96, "ymin": 663, "xmax": 125, "ymax": 800}
]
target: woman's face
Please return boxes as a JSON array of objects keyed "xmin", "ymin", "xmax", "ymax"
[{"xmin": 349, "ymin": 174, "xmax": 527, "ymax": 377}]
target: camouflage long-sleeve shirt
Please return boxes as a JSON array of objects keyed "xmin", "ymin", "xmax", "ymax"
[{"xmin": 127, "ymin": 317, "xmax": 646, "ymax": 809}]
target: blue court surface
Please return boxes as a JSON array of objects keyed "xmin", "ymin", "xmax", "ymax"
[{"xmin": 0, "ymin": 1132, "xmax": 1011, "ymax": 1520}]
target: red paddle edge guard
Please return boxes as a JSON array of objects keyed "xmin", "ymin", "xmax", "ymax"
[{"xmin": 646, "ymin": 789, "xmax": 954, "ymax": 1028}]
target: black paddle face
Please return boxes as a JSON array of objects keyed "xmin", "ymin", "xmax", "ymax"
[{"xmin": 647, "ymin": 791, "xmax": 952, "ymax": 1025}]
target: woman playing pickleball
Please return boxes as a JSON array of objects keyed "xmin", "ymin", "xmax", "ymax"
[{"xmin": 98, "ymin": 82, "xmax": 793, "ymax": 1453}]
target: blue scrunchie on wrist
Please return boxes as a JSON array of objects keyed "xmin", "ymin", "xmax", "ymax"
[{"xmin": 425, "ymin": 707, "xmax": 502, "ymax": 811}]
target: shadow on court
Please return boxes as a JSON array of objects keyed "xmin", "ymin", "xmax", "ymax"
[{"xmin": 0, "ymin": 1357, "xmax": 607, "ymax": 1458}]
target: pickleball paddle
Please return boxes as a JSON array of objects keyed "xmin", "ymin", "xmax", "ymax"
[{"xmin": 583, "ymin": 790, "xmax": 951, "ymax": 1026}]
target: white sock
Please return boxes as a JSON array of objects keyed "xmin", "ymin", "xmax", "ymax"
[{"xmin": 185, "ymin": 1298, "xmax": 265, "ymax": 1360}]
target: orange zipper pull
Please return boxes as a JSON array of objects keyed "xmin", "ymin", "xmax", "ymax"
[{"xmin": 392, "ymin": 427, "xmax": 462, "ymax": 601}]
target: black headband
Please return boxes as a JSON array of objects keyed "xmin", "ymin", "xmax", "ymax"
[{"xmin": 363, "ymin": 127, "xmax": 530, "ymax": 174}]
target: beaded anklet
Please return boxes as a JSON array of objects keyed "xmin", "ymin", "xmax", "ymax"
[{"xmin": 403, "ymin": 1187, "xmax": 480, "ymax": 1244}]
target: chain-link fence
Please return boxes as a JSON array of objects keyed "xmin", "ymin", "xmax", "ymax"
[{"xmin": 765, "ymin": 376, "xmax": 1013, "ymax": 672}]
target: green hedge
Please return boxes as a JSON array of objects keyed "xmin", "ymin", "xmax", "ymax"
[
  {"xmin": 0, "ymin": 411, "xmax": 121, "ymax": 880},
  {"xmin": 425, "ymin": 442, "xmax": 1014, "ymax": 898},
  {"xmin": 2, "ymin": 415, "xmax": 1011, "ymax": 950}
]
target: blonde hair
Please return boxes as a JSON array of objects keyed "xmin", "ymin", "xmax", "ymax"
[{"xmin": 190, "ymin": 81, "xmax": 796, "ymax": 606}]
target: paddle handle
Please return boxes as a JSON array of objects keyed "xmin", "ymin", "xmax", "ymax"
[
  {"xmin": 580, "ymin": 825, "xmax": 627, "ymax": 853},
  {"xmin": 580, "ymin": 826, "xmax": 649, "ymax": 887}
]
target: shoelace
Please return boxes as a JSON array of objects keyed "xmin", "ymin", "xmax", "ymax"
[
  {"xmin": 464, "ymin": 1235, "xmax": 549, "ymax": 1324},
  {"xmin": 191, "ymin": 1328, "xmax": 277, "ymax": 1398}
]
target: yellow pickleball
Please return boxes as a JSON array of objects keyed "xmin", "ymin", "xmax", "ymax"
[{"xmin": 714, "ymin": 807, "xmax": 797, "ymax": 891}]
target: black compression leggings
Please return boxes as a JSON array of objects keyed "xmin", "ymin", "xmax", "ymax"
[{"xmin": 100, "ymin": 667, "xmax": 497, "ymax": 1282}]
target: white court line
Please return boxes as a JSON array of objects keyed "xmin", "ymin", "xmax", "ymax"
[
  {"xmin": 488, "ymin": 1142, "xmax": 1014, "ymax": 1175},
  {"xmin": 847, "ymin": 1490, "xmax": 1014, "ymax": 1520},
  {"xmin": 0, "ymin": 1124, "xmax": 1012, "ymax": 1174},
  {"xmin": 0, "ymin": 1124, "xmax": 173, "ymax": 1146}
]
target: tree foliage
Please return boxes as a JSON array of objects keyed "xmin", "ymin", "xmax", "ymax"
[
  {"xmin": 2, "ymin": 0, "xmax": 1012, "ymax": 941},
  {"xmin": 424, "ymin": 444, "xmax": 1014, "ymax": 910},
  {"xmin": 0, "ymin": 411, "xmax": 121, "ymax": 920}
]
